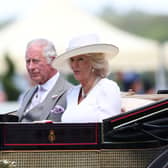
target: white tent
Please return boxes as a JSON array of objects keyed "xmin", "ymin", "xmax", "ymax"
[{"xmin": 0, "ymin": 0, "xmax": 163, "ymax": 75}]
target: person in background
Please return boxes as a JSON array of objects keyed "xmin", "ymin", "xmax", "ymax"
[
  {"xmin": 17, "ymin": 38, "xmax": 72, "ymax": 122},
  {"xmin": 123, "ymin": 72, "xmax": 144, "ymax": 94},
  {"xmin": 52, "ymin": 34, "xmax": 122, "ymax": 122},
  {"xmin": 114, "ymin": 71, "xmax": 125, "ymax": 91},
  {"xmin": 0, "ymin": 82, "xmax": 7, "ymax": 102}
]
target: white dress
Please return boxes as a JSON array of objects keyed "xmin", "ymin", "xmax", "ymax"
[{"xmin": 62, "ymin": 78, "xmax": 121, "ymax": 123}]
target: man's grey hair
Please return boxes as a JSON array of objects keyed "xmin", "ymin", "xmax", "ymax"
[{"xmin": 26, "ymin": 38, "xmax": 57, "ymax": 64}]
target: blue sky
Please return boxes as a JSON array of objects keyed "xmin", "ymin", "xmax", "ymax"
[{"xmin": 0, "ymin": 0, "xmax": 168, "ymax": 21}]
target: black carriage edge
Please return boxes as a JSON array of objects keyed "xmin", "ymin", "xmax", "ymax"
[
  {"xmin": 0, "ymin": 98, "xmax": 168, "ymax": 150},
  {"xmin": 103, "ymin": 98, "xmax": 168, "ymax": 148}
]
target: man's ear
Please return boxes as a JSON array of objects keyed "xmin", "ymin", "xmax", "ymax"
[{"xmin": 48, "ymin": 56, "xmax": 56, "ymax": 64}]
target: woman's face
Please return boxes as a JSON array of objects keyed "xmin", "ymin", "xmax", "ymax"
[{"xmin": 69, "ymin": 55, "xmax": 93, "ymax": 82}]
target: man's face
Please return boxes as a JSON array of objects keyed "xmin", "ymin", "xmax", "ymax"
[{"xmin": 25, "ymin": 46, "xmax": 52, "ymax": 84}]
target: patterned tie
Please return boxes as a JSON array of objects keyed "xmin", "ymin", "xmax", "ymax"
[
  {"xmin": 27, "ymin": 86, "xmax": 45, "ymax": 111},
  {"xmin": 34, "ymin": 85, "xmax": 45, "ymax": 105}
]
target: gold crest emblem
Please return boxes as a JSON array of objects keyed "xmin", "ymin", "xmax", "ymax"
[{"xmin": 48, "ymin": 129, "xmax": 56, "ymax": 143}]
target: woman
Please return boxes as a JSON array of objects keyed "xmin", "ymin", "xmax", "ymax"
[{"xmin": 52, "ymin": 34, "xmax": 122, "ymax": 122}]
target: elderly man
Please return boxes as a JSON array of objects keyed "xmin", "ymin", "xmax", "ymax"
[{"xmin": 17, "ymin": 38, "xmax": 72, "ymax": 122}]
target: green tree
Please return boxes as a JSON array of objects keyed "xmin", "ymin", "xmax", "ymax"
[
  {"xmin": 1, "ymin": 53, "xmax": 21, "ymax": 101},
  {"xmin": 99, "ymin": 9, "xmax": 168, "ymax": 42}
]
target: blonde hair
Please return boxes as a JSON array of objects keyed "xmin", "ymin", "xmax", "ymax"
[{"xmin": 89, "ymin": 53, "xmax": 109, "ymax": 77}]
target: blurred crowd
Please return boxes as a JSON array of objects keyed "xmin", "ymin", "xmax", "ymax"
[{"xmin": 112, "ymin": 71, "xmax": 155, "ymax": 94}]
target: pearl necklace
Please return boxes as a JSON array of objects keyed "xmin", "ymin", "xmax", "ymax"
[{"xmin": 81, "ymin": 77, "xmax": 101, "ymax": 98}]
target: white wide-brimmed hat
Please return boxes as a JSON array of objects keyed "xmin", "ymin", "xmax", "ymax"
[{"xmin": 52, "ymin": 34, "xmax": 119, "ymax": 70}]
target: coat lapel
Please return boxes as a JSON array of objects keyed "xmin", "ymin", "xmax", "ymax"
[
  {"xmin": 19, "ymin": 75, "xmax": 72, "ymax": 122},
  {"xmin": 18, "ymin": 86, "xmax": 38, "ymax": 120}
]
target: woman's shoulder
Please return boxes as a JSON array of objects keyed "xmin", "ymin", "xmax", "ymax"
[
  {"xmin": 99, "ymin": 78, "xmax": 119, "ymax": 87},
  {"xmin": 97, "ymin": 78, "xmax": 121, "ymax": 95}
]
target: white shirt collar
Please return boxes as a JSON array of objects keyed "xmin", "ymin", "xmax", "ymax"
[{"xmin": 38, "ymin": 72, "xmax": 60, "ymax": 92}]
